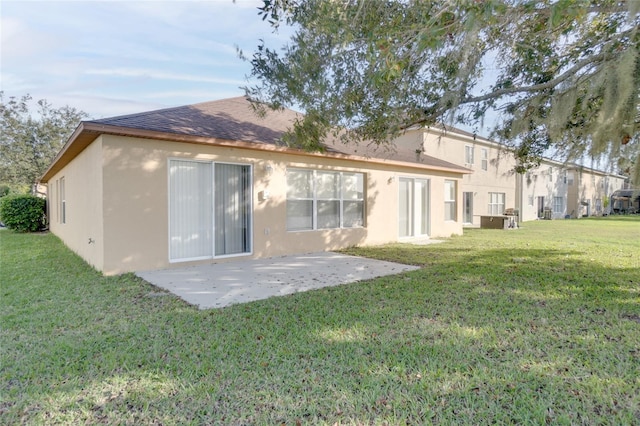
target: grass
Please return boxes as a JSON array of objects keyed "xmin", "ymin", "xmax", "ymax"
[{"xmin": 1, "ymin": 217, "xmax": 639, "ymax": 425}]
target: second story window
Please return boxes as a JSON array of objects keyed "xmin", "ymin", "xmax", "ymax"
[{"xmin": 465, "ymin": 146, "xmax": 474, "ymax": 166}]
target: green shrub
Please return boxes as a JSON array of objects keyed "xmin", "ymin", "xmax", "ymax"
[
  {"xmin": 0, "ymin": 194, "xmax": 46, "ymax": 232},
  {"xmin": 0, "ymin": 185, "xmax": 10, "ymax": 198}
]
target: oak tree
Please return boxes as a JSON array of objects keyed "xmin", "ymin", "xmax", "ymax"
[
  {"xmin": 244, "ymin": 0, "xmax": 640, "ymax": 181},
  {"xmin": 0, "ymin": 93, "xmax": 87, "ymax": 190}
]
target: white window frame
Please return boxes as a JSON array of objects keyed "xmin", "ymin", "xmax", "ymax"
[
  {"xmin": 286, "ymin": 169, "xmax": 365, "ymax": 231},
  {"xmin": 465, "ymin": 145, "xmax": 475, "ymax": 166},
  {"xmin": 59, "ymin": 177, "xmax": 66, "ymax": 224},
  {"xmin": 553, "ymin": 196, "xmax": 564, "ymax": 214},
  {"xmin": 286, "ymin": 169, "xmax": 314, "ymax": 231},
  {"xmin": 316, "ymin": 171, "xmax": 341, "ymax": 229},
  {"xmin": 481, "ymin": 148, "xmax": 488, "ymax": 171},
  {"xmin": 488, "ymin": 192, "xmax": 505, "ymax": 215},
  {"xmin": 55, "ymin": 179, "xmax": 60, "ymax": 223},
  {"xmin": 444, "ymin": 180, "xmax": 457, "ymax": 221}
]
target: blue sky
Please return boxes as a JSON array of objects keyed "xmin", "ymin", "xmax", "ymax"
[{"xmin": 1, "ymin": 0, "xmax": 288, "ymax": 119}]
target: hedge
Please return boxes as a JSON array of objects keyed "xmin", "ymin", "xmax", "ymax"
[{"xmin": 0, "ymin": 194, "xmax": 46, "ymax": 232}]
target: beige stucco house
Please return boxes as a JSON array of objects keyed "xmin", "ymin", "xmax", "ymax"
[
  {"xmin": 393, "ymin": 126, "xmax": 518, "ymax": 226},
  {"xmin": 40, "ymin": 97, "xmax": 470, "ymax": 275},
  {"xmin": 519, "ymin": 162, "xmax": 626, "ymax": 221},
  {"xmin": 392, "ymin": 125, "xmax": 627, "ymax": 224}
]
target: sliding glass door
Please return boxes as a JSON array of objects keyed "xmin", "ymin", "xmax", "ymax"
[
  {"xmin": 169, "ymin": 160, "xmax": 251, "ymax": 262},
  {"xmin": 398, "ymin": 178, "xmax": 430, "ymax": 238},
  {"xmin": 214, "ymin": 163, "xmax": 251, "ymax": 256}
]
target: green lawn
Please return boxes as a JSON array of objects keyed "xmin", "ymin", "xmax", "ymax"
[{"xmin": 1, "ymin": 217, "xmax": 639, "ymax": 425}]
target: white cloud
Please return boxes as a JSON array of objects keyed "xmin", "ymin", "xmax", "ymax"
[
  {"xmin": 0, "ymin": 0, "xmax": 288, "ymax": 118},
  {"xmin": 0, "ymin": 16, "xmax": 65, "ymax": 58},
  {"xmin": 84, "ymin": 68, "xmax": 247, "ymax": 85}
]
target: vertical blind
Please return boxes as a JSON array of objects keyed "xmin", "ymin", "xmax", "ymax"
[
  {"xmin": 214, "ymin": 163, "xmax": 250, "ymax": 256},
  {"xmin": 169, "ymin": 160, "xmax": 251, "ymax": 262},
  {"xmin": 169, "ymin": 160, "xmax": 213, "ymax": 260}
]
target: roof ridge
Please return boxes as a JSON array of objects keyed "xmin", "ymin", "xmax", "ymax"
[{"xmin": 90, "ymin": 96, "xmax": 250, "ymax": 124}]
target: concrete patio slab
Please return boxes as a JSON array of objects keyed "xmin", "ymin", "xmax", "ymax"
[{"xmin": 136, "ymin": 252, "xmax": 419, "ymax": 309}]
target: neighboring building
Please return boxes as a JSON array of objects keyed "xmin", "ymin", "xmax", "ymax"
[
  {"xmin": 520, "ymin": 162, "xmax": 626, "ymax": 221},
  {"xmin": 392, "ymin": 126, "xmax": 627, "ymax": 225},
  {"xmin": 40, "ymin": 97, "xmax": 469, "ymax": 275},
  {"xmin": 394, "ymin": 126, "xmax": 517, "ymax": 227}
]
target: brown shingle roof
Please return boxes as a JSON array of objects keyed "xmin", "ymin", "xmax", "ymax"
[
  {"xmin": 91, "ymin": 96, "xmax": 300, "ymax": 146},
  {"xmin": 92, "ymin": 96, "xmax": 468, "ymax": 171},
  {"xmin": 41, "ymin": 96, "xmax": 470, "ymax": 182}
]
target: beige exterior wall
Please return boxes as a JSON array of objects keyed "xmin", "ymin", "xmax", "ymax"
[
  {"xmin": 397, "ymin": 129, "xmax": 517, "ymax": 226},
  {"xmin": 519, "ymin": 162, "xmax": 626, "ymax": 220},
  {"xmin": 399, "ymin": 128, "xmax": 628, "ymax": 223},
  {"xmin": 520, "ymin": 163, "xmax": 570, "ymax": 221},
  {"xmin": 48, "ymin": 135, "xmax": 463, "ymax": 275},
  {"xmin": 567, "ymin": 168, "xmax": 626, "ymax": 218},
  {"xmin": 48, "ymin": 137, "xmax": 104, "ymax": 271}
]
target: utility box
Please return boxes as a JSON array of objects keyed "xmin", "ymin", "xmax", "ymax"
[{"xmin": 480, "ymin": 216, "xmax": 508, "ymax": 229}]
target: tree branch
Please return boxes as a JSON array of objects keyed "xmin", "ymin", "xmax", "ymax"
[{"xmin": 460, "ymin": 51, "xmax": 607, "ymax": 105}]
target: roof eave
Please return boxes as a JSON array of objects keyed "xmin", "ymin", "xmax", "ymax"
[
  {"xmin": 40, "ymin": 122, "xmax": 103, "ymax": 183},
  {"xmin": 40, "ymin": 123, "xmax": 471, "ymax": 184}
]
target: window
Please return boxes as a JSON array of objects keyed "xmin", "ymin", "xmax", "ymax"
[
  {"xmin": 341, "ymin": 173, "xmax": 365, "ymax": 228},
  {"xmin": 59, "ymin": 177, "xmax": 66, "ymax": 224},
  {"xmin": 537, "ymin": 196, "xmax": 545, "ymax": 218},
  {"xmin": 567, "ymin": 172, "xmax": 574, "ymax": 186},
  {"xmin": 316, "ymin": 171, "xmax": 340, "ymax": 229},
  {"xmin": 286, "ymin": 169, "xmax": 364, "ymax": 231},
  {"xmin": 444, "ymin": 180, "xmax": 457, "ymax": 221},
  {"xmin": 286, "ymin": 169, "xmax": 313, "ymax": 231},
  {"xmin": 548, "ymin": 167, "xmax": 553, "ymax": 182},
  {"xmin": 463, "ymin": 192, "xmax": 473, "ymax": 224},
  {"xmin": 528, "ymin": 195, "xmax": 534, "ymax": 206},
  {"xmin": 55, "ymin": 179, "xmax": 60, "ymax": 223},
  {"xmin": 465, "ymin": 146, "xmax": 474, "ymax": 165},
  {"xmin": 488, "ymin": 192, "xmax": 505, "ymax": 215},
  {"xmin": 481, "ymin": 148, "xmax": 488, "ymax": 171},
  {"xmin": 553, "ymin": 196, "xmax": 564, "ymax": 214}
]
